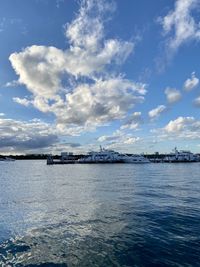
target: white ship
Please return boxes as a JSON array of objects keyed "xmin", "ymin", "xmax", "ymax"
[
  {"xmin": 78, "ymin": 147, "xmax": 150, "ymax": 164},
  {"xmin": 163, "ymin": 147, "xmax": 200, "ymax": 162},
  {"xmin": 121, "ymin": 154, "xmax": 150, "ymax": 163}
]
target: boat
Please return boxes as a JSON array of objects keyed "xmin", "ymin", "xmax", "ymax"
[
  {"xmin": 78, "ymin": 147, "xmax": 150, "ymax": 164},
  {"xmin": 47, "ymin": 147, "xmax": 150, "ymax": 165},
  {"xmin": 121, "ymin": 154, "xmax": 150, "ymax": 163},
  {"xmin": 78, "ymin": 147, "xmax": 123, "ymax": 163},
  {"xmin": 163, "ymin": 147, "xmax": 200, "ymax": 163}
]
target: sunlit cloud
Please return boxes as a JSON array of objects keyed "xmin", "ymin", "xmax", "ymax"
[
  {"xmin": 0, "ymin": 118, "xmax": 58, "ymax": 153},
  {"xmin": 148, "ymin": 105, "xmax": 166, "ymax": 120},
  {"xmin": 158, "ymin": 0, "xmax": 200, "ymax": 53},
  {"xmin": 9, "ymin": 0, "xmax": 145, "ymax": 135},
  {"xmin": 152, "ymin": 116, "xmax": 200, "ymax": 140},
  {"xmin": 184, "ymin": 72, "xmax": 199, "ymax": 91},
  {"xmin": 165, "ymin": 87, "xmax": 181, "ymax": 103}
]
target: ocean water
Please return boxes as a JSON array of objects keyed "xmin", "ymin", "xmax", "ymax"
[{"xmin": 0, "ymin": 160, "xmax": 200, "ymax": 267}]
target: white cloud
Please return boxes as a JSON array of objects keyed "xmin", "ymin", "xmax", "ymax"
[
  {"xmin": 165, "ymin": 87, "xmax": 181, "ymax": 103},
  {"xmin": 98, "ymin": 134, "xmax": 120, "ymax": 143},
  {"xmin": 184, "ymin": 72, "xmax": 199, "ymax": 91},
  {"xmin": 0, "ymin": 117, "xmax": 85, "ymax": 154},
  {"xmin": 120, "ymin": 111, "xmax": 143, "ymax": 130},
  {"xmin": 13, "ymin": 97, "xmax": 31, "ymax": 107},
  {"xmin": 159, "ymin": 0, "xmax": 200, "ymax": 52},
  {"xmin": 13, "ymin": 77, "xmax": 145, "ymax": 134},
  {"xmin": 148, "ymin": 105, "xmax": 166, "ymax": 119},
  {"xmin": 152, "ymin": 116, "xmax": 200, "ymax": 140},
  {"xmin": 9, "ymin": 46, "xmax": 65, "ymax": 99},
  {"xmin": 9, "ymin": 0, "xmax": 134, "ymax": 90},
  {"xmin": 164, "ymin": 116, "xmax": 195, "ymax": 133},
  {"xmin": 123, "ymin": 136, "xmax": 140, "ymax": 144},
  {"xmin": 0, "ymin": 118, "xmax": 58, "ymax": 153},
  {"xmin": 97, "ymin": 130, "xmax": 141, "ymax": 148},
  {"xmin": 55, "ymin": 78, "xmax": 145, "ymax": 128},
  {"xmin": 5, "ymin": 80, "xmax": 20, "ymax": 87},
  {"xmin": 65, "ymin": 0, "xmax": 111, "ymax": 49},
  {"xmin": 9, "ymin": 0, "xmax": 145, "ymax": 134}
]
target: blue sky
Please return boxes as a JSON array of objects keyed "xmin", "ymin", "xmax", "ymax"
[{"xmin": 1, "ymin": 0, "xmax": 200, "ymax": 154}]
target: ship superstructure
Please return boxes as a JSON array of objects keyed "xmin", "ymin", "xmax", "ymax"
[{"xmin": 163, "ymin": 147, "xmax": 200, "ymax": 162}]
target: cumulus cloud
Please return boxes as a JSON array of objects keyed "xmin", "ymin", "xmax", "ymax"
[
  {"xmin": 152, "ymin": 116, "xmax": 200, "ymax": 140},
  {"xmin": 165, "ymin": 87, "xmax": 181, "ymax": 103},
  {"xmin": 56, "ymin": 78, "xmax": 145, "ymax": 127},
  {"xmin": 0, "ymin": 118, "xmax": 58, "ymax": 152},
  {"xmin": 9, "ymin": 46, "xmax": 65, "ymax": 99},
  {"xmin": 98, "ymin": 134, "xmax": 120, "ymax": 143},
  {"xmin": 98, "ymin": 130, "xmax": 141, "ymax": 148},
  {"xmin": 13, "ymin": 77, "xmax": 145, "ymax": 134},
  {"xmin": 164, "ymin": 116, "xmax": 195, "ymax": 133},
  {"xmin": 159, "ymin": 0, "xmax": 200, "ymax": 52},
  {"xmin": 9, "ymin": 1, "xmax": 134, "ymax": 86},
  {"xmin": 120, "ymin": 111, "xmax": 143, "ymax": 130},
  {"xmin": 184, "ymin": 72, "xmax": 199, "ymax": 91},
  {"xmin": 9, "ymin": 0, "xmax": 145, "ymax": 135},
  {"xmin": 13, "ymin": 97, "xmax": 31, "ymax": 107},
  {"xmin": 123, "ymin": 136, "xmax": 140, "ymax": 144},
  {"xmin": 148, "ymin": 105, "xmax": 166, "ymax": 119}
]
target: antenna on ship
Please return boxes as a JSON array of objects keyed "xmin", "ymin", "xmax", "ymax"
[{"xmin": 100, "ymin": 145, "xmax": 103, "ymax": 152}]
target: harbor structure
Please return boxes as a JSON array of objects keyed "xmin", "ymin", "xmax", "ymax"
[{"xmin": 47, "ymin": 147, "xmax": 200, "ymax": 165}]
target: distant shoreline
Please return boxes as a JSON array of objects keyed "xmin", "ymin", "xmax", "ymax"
[{"xmin": 1, "ymin": 153, "xmax": 200, "ymax": 161}]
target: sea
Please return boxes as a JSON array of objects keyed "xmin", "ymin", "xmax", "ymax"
[{"xmin": 0, "ymin": 160, "xmax": 200, "ymax": 267}]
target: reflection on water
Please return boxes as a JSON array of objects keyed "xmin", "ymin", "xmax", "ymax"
[{"xmin": 0, "ymin": 161, "xmax": 200, "ymax": 266}]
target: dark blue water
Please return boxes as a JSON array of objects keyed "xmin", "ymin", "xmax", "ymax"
[{"xmin": 0, "ymin": 160, "xmax": 200, "ymax": 266}]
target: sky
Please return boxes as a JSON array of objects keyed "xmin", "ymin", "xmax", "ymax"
[{"xmin": 1, "ymin": 0, "xmax": 200, "ymax": 154}]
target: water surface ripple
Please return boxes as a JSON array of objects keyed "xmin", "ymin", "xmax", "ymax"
[{"xmin": 0, "ymin": 161, "xmax": 200, "ymax": 266}]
